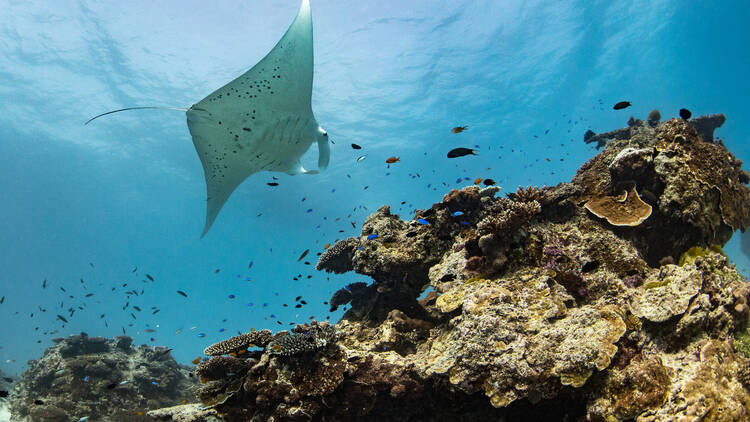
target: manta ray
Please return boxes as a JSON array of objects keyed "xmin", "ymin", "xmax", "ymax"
[{"xmin": 87, "ymin": 0, "xmax": 329, "ymax": 237}]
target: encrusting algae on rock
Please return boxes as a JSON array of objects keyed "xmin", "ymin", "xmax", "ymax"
[{"xmin": 145, "ymin": 113, "xmax": 750, "ymax": 421}]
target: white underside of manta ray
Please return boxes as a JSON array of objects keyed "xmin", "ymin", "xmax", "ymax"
[{"xmin": 87, "ymin": 0, "xmax": 330, "ymax": 237}]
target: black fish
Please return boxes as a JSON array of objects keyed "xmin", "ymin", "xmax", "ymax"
[
  {"xmin": 56, "ymin": 314, "xmax": 68, "ymax": 323},
  {"xmin": 679, "ymin": 108, "xmax": 691, "ymax": 120},
  {"xmin": 613, "ymin": 101, "xmax": 631, "ymax": 110},
  {"xmin": 42, "ymin": 279, "xmax": 46, "ymax": 289},
  {"xmin": 447, "ymin": 148, "xmax": 477, "ymax": 158},
  {"xmin": 34, "ymin": 399, "xmax": 44, "ymax": 405},
  {"xmin": 295, "ymin": 296, "xmax": 302, "ymax": 301},
  {"xmin": 215, "ymin": 269, "xmax": 220, "ymax": 273},
  {"xmin": 0, "ymin": 390, "xmax": 8, "ymax": 398},
  {"xmin": 85, "ymin": 293, "xmax": 94, "ymax": 297},
  {"xmin": 152, "ymin": 309, "xmax": 160, "ymax": 314},
  {"xmin": 133, "ymin": 306, "xmax": 141, "ymax": 312},
  {"xmin": 145, "ymin": 274, "xmax": 154, "ymax": 281},
  {"xmin": 267, "ymin": 182, "xmax": 279, "ymax": 186},
  {"xmin": 351, "ymin": 143, "xmax": 362, "ymax": 149},
  {"xmin": 0, "ymin": 296, "xmax": 4, "ymax": 304},
  {"xmin": 106, "ymin": 382, "xmax": 117, "ymax": 389},
  {"xmin": 177, "ymin": 290, "xmax": 188, "ymax": 297},
  {"xmin": 483, "ymin": 178, "xmax": 496, "ymax": 186},
  {"xmin": 297, "ymin": 249, "xmax": 309, "ymax": 262}
]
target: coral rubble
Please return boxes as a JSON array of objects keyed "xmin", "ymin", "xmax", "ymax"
[
  {"xmin": 152, "ymin": 114, "xmax": 750, "ymax": 421},
  {"xmin": 8, "ymin": 333, "xmax": 197, "ymax": 422}
]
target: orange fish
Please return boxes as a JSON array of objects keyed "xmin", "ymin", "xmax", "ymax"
[
  {"xmin": 385, "ymin": 157, "xmax": 400, "ymax": 164},
  {"xmin": 473, "ymin": 178, "xmax": 482, "ymax": 185},
  {"xmin": 451, "ymin": 125, "xmax": 468, "ymax": 134},
  {"xmin": 229, "ymin": 352, "xmax": 237, "ymax": 358},
  {"xmin": 137, "ymin": 411, "xmax": 143, "ymax": 416},
  {"xmin": 191, "ymin": 356, "xmax": 201, "ymax": 364},
  {"xmin": 324, "ymin": 243, "xmax": 331, "ymax": 250}
]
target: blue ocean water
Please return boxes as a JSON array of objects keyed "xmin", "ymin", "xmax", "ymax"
[{"xmin": 0, "ymin": 0, "xmax": 748, "ymax": 378}]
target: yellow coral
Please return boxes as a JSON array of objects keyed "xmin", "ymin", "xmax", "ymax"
[{"xmin": 678, "ymin": 244, "xmax": 726, "ymax": 266}]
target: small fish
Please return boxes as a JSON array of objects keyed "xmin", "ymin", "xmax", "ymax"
[
  {"xmin": 192, "ymin": 356, "xmax": 202, "ymax": 364},
  {"xmin": 613, "ymin": 101, "xmax": 631, "ymax": 110},
  {"xmin": 356, "ymin": 155, "xmax": 367, "ymax": 163},
  {"xmin": 0, "ymin": 296, "xmax": 4, "ymax": 304},
  {"xmin": 214, "ymin": 269, "xmax": 220, "ymax": 273},
  {"xmin": 228, "ymin": 294, "xmax": 235, "ymax": 299},
  {"xmin": 447, "ymin": 148, "xmax": 477, "ymax": 158},
  {"xmin": 385, "ymin": 157, "xmax": 400, "ymax": 164},
  {"xmin": 78, "ymin": 416, "xmax": 89, "ymax": 422},
  {"xmin": 679, "ymin": 108, "xmax": 692, "ymax": 120},
  {"xmin": 473, "ymin": 178, "xmax": 482, "ymax": 184},
  {"xmin": 451, "ymin": 125, "xmax": 468, "ymax": 134},
  {"xmin": 133, "ymin": 306, "xmax": 141, "ymax": 312},
  {"xmin": 177, "ymin": 290, "xmax": 187, "ymax": 297},
  {"xmin": 417, "ymin": 218, "xmax": 429, "ymax": 225},
  {"xmin": 106, "ymin": 383, "xmax": 117, "ymax": 389},
  {"xmin": 144, "ymin": 329, "xmax": 155, "ymax": 333},
  {"xmin": 451, "ymin": 211, "xmax": 464, "ymax": 217},
  {"xmin": 297, "ymin": 249, "xmax": 309, "ymax": 262},
  {"xmin": 367, "ymin": 234, "xmax": 379, "ymax": 240},
  {"xmin": 56, "ymin": 315, "xmax": 68, "ymax": 323},
  {"xmin": 83, "ymin": 375, "xmax": 89, "ymax": 382},
  {"xmin": 42, "ymin": 279, "xmax": 47, "ymax": 289},
  {"xmin": 0, "ymin": 390, "xmax": 8, "ymax": 398},
  {"xmin": 267, "ymin": 182, "xmax": 279, "ymax": 186},
  {"xmin": 34, "ymin": 399, "xmax": 44, "ymax": 405},
  {"xmin": 324, "ymin": 243, "xmax": 330, "ymax": 249},
  {"xmin": 248, "ymin": 261, "xmax": 253, "ymax": 269},
  {"xmin": 145, "ymin": 274, "xmax": 154, "ymax": 281},
  {"xmin": 483, "ymin": 178, "xmax": 496, "ymax": 186},
  {"xmin": 84, "ymin": 293, "xmax": 94, "ymax": 297},
  {"xmin": 351, "ymin": 143, "xmax": 362, "ymax": 149},
  {"xmin": 197, "ymin": 333, "xmax": 205, "ymax": 338}
]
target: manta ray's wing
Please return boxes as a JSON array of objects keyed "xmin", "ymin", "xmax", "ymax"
[{"xmin": 186, "ymin": 0, "xmax": 329, "ymax": 237}]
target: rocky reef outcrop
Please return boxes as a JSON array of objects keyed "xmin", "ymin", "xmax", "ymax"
[
  {"xmin": 152, "ymin": 114, "xmax": 750, "ymax": 421},
  {"xmin": 8, "ymin": 333, "xmax": 198, "ymax": 422}
]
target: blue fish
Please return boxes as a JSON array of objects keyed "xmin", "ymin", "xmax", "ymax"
[
  {"xmin": 455, "ymin": 178, "xmax": 462, "ymax": 183},
  {"xmin": 452, "ymin": 211, "xmax": 464, "ymax": 217},
  {"xmin": 460, "ymin": 220, "xmax": 470, "ymax": 226},
  {"xmin": 83, "ymin": 376, "xmax": 89, "ymax": 382},
  {"xmin": 247, "ymin": 302, "xmax": 254, "ymax": 307},
  {"xmin": 219, "ymin": 328, "xmax": 225, "ymax": 332},
  {"xmin": 367, "ymin": 234, "xmax": 379, "ymax": 240},
  {"xmin": 197, "ymin": 333, "xmax": 206, "ymax": 338},
  {"xmin": 228, "ymin": 294, "xmax": 235, "ymax": 299},
  {"xmin": 306, "ymin": 208, "xmax": 313, "ymax": 213},
  {"xmin": 417, "ymin": 218, "xmax": 429, "ymax": 225}
]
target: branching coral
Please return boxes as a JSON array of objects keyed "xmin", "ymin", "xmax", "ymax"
[
  {"xmin": 203, "ymin": 329, "xmax": 272, "ymax": 356},
  {"xmin": 476, "ymin": 197, "xmax": 541, "ymax": 236},
  {"xmin": 267, "ymin": 322, "xmax": 337, "ymax": 356}
]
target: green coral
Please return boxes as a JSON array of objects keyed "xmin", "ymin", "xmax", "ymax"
[
  {"xmin": 643, "ymin": 277, "xmax": 673, "ymax": 290},
  {"xmin": 678, "ymin": 245, "xmax": 726, "ymax": 266},
  {"xmin": 734, "ymin": 322, "xmax": 750, "ymax": 359}
]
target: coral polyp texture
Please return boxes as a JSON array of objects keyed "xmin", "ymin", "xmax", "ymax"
[{"xmin": 150, "ymin": 113, "xmax": 750, "ymax": 421}]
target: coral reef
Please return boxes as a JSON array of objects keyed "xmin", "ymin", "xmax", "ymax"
[
  {"xmin": 8, "ymin": 333, "xmax": 197, "ymax": 422},
  {"xmin": 150, "ymin": 113, "xmax": 750, "ymax": 421}
]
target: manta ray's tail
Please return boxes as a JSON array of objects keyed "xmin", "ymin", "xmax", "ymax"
[{"xmin": 84, "ymin": 106, "xmax": 188, "ymax": 125}]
